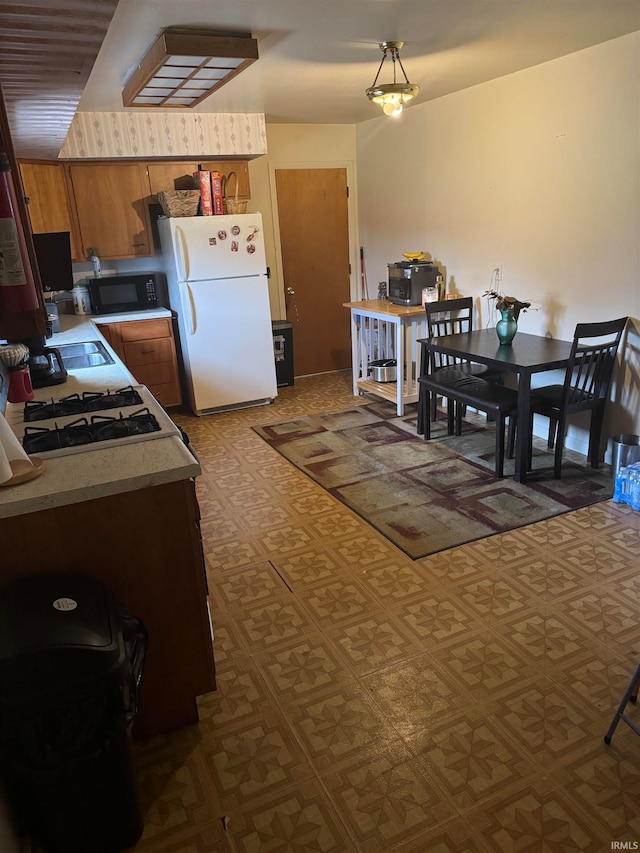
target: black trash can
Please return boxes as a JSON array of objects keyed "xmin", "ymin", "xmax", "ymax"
[
  {"xmin": 272, "ymin": 320, "xmax": 294, "ymax": 387},
  {"xmin": 0, "ymin": 574, "xmax": 147, "ymax": 853}
]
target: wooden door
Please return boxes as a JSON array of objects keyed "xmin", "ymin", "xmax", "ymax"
[{"xmin": 275, "ymin": 168, "xmax": 351, "ymax": 376}]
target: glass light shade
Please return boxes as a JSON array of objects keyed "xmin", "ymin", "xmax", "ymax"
[{"xmin": 367, "ymin": 83, "xmax": 419, "ymax": 106}]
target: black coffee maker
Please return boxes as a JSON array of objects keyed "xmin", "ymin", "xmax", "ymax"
[{"xmin": 19, "ymin": 335, "xmax": 67, "ymax": 389}]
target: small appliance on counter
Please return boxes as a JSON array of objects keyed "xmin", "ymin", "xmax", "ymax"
[
  {"xmin": 17, "ymin": 336, "xmax": 67, "ymax": 389},
  {"xmin": 387, "ymin": 260, "xmax": 442, "ymax": 306},
  {"xmin": 83, "ymin": 272, "xmax": 164, "ymax": 315}
]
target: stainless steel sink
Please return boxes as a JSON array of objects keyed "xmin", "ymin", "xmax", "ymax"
[{"xmin": 56, "ymin": 340, "xmax": 115, "ymax": 370}]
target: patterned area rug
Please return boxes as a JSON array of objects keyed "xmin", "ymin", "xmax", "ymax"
[{"xmin": 253, "ymin": 400, "xmax": 614, "ymax": 559}]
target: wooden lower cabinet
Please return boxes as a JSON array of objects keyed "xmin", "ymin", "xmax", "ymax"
[
  {"xmin": 97, "ymin": 317, "xmax": 182, "ymax": 407},
  {"xmin": 0, "ymin": 479, "xmax": 216, "ymax": 739}
]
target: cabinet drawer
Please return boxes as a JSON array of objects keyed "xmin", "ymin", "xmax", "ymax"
[
  {"xmin": 129, "ymin": 361, "xmax": 178, "ymax": 387},
  {"xmin": 120, "ymin": 318, "xmax": 172, "ymax": 342},
  {"xmin": 123, "ymin": 338, "xmax": 174, "ymax": 367}
]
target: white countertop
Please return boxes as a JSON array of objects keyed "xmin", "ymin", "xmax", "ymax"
[{"xmin": 0, "ymin": 310, "xmax": 200, "ymax": 519}]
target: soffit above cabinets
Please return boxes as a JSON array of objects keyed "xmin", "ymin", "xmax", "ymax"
[
  {"xmin": 0, "ymin": 0, "xmax": 119, "ymax": 159},
  {"xmin": 59, "ymin": 111, "xmax": 267, "ymax": 159}
]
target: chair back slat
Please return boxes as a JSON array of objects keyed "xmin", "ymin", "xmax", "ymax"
[{"xmin": 425, "ymin": 298, "xmax": 475, "ymax": 372}]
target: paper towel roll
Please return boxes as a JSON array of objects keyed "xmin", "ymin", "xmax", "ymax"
[{"xmin": 0, "ymin": 411, "xmax": 35, "ymax": 484}]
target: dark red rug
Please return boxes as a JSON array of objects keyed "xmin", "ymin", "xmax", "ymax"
[{"xmin": 253, "ymin": 401, "xmax": 613, "ymax": 559}]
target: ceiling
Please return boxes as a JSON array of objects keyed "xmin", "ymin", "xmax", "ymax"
[{"xmin": 2, "ymin": 0, "xmax": 640, "ymax": 159}]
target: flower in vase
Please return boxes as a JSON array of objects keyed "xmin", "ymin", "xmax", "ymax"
[{"xmin": 483, "ymin": 290, "xmax": 532, "ymax": 321}]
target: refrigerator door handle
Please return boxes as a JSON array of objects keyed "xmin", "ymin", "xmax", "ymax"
[
  {"xmin": 175, "ymin": 225, "xmax": 190, "ymax": 282},
  {"xmin": 182, "ymin": 281, "xmax": 197, "ymax": 335}
]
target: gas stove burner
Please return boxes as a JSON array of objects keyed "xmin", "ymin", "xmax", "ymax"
[
  {"xmin": 82, "ymin": 387, "xmax": 143, "ymax": 411},
  {"xmin": 22, "ymin": 408, "xmax": 160, "ymax": 455},
  {"xmin": 23, "ymin": 419, "xmax": 94, "ymax": 453},
  {"xmin": 92, "ymin": 409, "xmax": 161, "ymax": 439},
  {"xmin": 23, "ymin": 387, "xmax": 144, "ymax": 422}
]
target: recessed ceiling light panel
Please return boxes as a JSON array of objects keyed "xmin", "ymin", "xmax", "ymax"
[{"xmin": 123, "ymin": 28, "xmax": 258, "ymax": 108}]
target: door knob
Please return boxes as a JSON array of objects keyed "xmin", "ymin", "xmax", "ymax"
[{"xmin": 286, "ymin": 287, "xmax": 295, "ymax": 295}]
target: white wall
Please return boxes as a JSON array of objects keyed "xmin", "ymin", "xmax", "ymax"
[{"xmin": 356, "ymin": 32, "xmax": 640, "ymax": 451}]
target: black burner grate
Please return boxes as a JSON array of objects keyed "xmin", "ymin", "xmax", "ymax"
[
  {"xmin": 23, "ymin": 387, "xmax": 144, "ymax": 423},
  {"xmin": 22, "ymin": 408, "xmax": 160, "ymax": 454}
]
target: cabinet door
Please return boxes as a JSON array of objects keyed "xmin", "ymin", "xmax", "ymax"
[
  {"xmin": 146, "ymin": 163, "xmax": 199, "ymax": 197},
  {"xmin": 95, "ymin": 322, "xmax": 126, "ymax": 361},
  {"xmin": 19, "ymin": 161, "xmax": 81, "ymax": 260},
  {"xmin": 201, "ymin": 160, "xmax": 250, "ymax": 200},
  {"xmin": 146, "ymin": 159, "xmax": 250, "ymax": 200},
  {"xmin": 98, "ymin": 317, "xmax": 182, "ymax": 407},
  {"xmin": 66, "ymin": 163, "xmax": 152, "ymax": 260}
]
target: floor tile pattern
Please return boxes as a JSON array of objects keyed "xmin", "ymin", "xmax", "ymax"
[{"xmin": 25, "ymin": 372, "xmax": 637, "ymax": 852}]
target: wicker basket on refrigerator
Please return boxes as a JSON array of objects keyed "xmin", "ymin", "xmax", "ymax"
[
  {"xmin": 222, "ymin": 172, "xmax": 248, "ymax": 215},
  {"xmin": 157, "ymin": 190, "xmax": 201, "ymax": 218}
]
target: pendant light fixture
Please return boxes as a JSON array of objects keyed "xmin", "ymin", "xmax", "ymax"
[{"xmin": 366, "ymin": 41, "xmax": 419, "ymax": 116}]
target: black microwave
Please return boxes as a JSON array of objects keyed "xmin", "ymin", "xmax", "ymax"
[{"xmin": 86, "ymin": 273, "xmax": 162, "ymax": 314}]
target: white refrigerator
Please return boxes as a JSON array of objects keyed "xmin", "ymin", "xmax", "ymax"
[{"xmin": 158, "ymin": 213, "xmax": 277, "ymax": 415}]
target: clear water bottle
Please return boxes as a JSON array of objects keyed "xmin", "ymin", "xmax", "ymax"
[
  {"xmin": 613, "ymin": 465, "xmax": 629, "ymax": 504},
  {"xmin": 614, "ymin": 461, "xmax": 640, "ymax": 510},
  {"xmin": 89, "ymin": 247, "xmax": 101, "ymax": 278},
  {"xmin": 629, "ymin": 463, "xmax": 640, "ymax": 511}
]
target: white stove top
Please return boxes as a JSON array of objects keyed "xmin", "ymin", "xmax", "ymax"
[{"xmin": 6, "ymin": 385, "xmax": 180, "ymax": 458}]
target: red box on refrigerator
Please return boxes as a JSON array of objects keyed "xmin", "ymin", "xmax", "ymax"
[
  {"xmin": 211, "ymin": 171, "xmax": 224, "ymax": 215},
  {"xmin": 193, "ymin": 169, "xmax": 213, "ymax": 216}
]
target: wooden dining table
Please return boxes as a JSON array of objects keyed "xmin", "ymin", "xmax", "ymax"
[{"xmin": 418, "ymin": 328, "xmax": 574, "ymax": 483}]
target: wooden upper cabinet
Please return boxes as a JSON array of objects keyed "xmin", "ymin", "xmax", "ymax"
[
  {"xmin": 66, "ymin": 162, "xmax": 153, "ymax": 260},
  {"xmin": 18, "ymin": 158, "xmax": 252, "ymax": 263},
  {"xmin": 146, "ymin": 160, "xmax": 250, "ymax": 201},
  {"xmin": 19, "ymin": 161, "xmax": 81, "ymax": 260}
]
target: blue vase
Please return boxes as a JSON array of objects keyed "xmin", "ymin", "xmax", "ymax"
[{"xmin": 496, "ymin": 308, "xmax": 518, "ymax": 345}]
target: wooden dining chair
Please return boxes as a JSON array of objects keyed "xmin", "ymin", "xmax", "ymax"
[
  {"xmin": 528, "ymin": 317, "xmax": 627, "ymax": 478},
  {"xmin": 417, "ymin": 298, "xmax": 489, "ymax": 435},
  {"xmin": 419, "ymin": 373, "xmax": 519, "ymax": 476}
]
